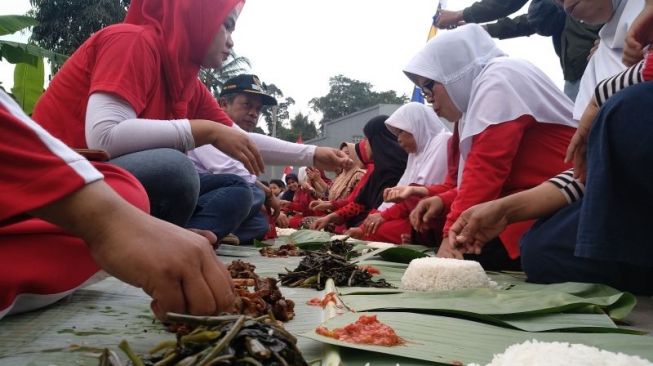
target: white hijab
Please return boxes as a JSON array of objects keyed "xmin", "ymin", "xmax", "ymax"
[
  {"xmin": 574, "ymin": 0, "xmax": 645, "ymax": 120},
  {"xmin": 404, "ymin": 24, "xmax": 576, "ymax": 183},
  {"xmin": 378, "ymin": 102, "xmax": 452, "ymax": 211}
]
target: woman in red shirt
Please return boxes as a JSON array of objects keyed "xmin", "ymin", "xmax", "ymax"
[
  {"xmin": 31, "ymin": 0, "xmax": 263, "ymax": 226},
  {"xmin": 401, "ymin": 24, "xmax": 577, "ymax": 270}
]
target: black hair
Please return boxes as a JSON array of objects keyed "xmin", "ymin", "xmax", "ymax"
[
  {"xmin": 270, "ymin": 179, "xmax": 286, "ymax": 188},
  {"xmin": 285, "ymin": 173, "xmax": 298, "ymax": 183}
]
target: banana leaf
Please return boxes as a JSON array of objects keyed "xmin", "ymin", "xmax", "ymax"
[
  {"xmin": 353, "ymin": 244, "xmax": 430, "ymax": 264},
  {"xmin": 339, "ymin": 284, "xmax": 636, "ymax": 321},
  {"xmin": 0, "ymin": 15, "xmax": 38, "ymax": 36},
  {"xmin": 12, "ymin": 58, "xmax": 44, "ymax": 115},
  {"xmin": 285, "ymin": 229, "xmax": 331, "ymax": 250},
  {"xmin": 302, "ymin": 312, "xmax": 653, "ymax": 365}
]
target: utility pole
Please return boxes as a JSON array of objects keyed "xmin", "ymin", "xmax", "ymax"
[{"xmin": 270, "ymin": 105, "xmax": 279, "ymax": 180}]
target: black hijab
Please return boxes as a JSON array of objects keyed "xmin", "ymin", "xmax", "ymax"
[{"xmin": 355, "ymin": 115, "xmax": 408, "ymax": 209}]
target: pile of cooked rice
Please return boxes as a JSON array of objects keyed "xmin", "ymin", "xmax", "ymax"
[
  {"xmin": 275, "ymin": 227, "xmax": 297, "ymax": 236},
  {"xmin": 365, "ymin": 241, "xmax": 395, "ymax": 249},
  {"xmin": 400, "ymin": 257, "xmax": 491, "ymax": 292},
  {"xmin": 468, "ymin": 340, "xmax": 653, "ymax": 366}
]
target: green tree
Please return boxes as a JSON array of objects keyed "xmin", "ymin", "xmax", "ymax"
[
  {"xmin": 309, "ymin": 74, "xmax": 408, "ymax": 123},
  {"xmin": 260, "ymin": 83, "xmax": 295, "ymax": 136},
  {"xmin": 199, "ymin": 52, "xmax": 251, "ymax": 98},
  {"xmin": 277, "ymin": 112, "xmax": 317, "ymax": 142},
  {"xmin": 28, "ymin": 0, "xmax": 130, "ymax": 71}
]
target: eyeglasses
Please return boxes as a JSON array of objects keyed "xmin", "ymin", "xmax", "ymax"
[{"xmin": 420, "ymin": 80, "xmax": 435, "ymax": 99}]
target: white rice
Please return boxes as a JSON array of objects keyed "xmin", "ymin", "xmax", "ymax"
[
  {"xmin": 275, "ymin": 228, "xmax": 297, "ymax": 236},
  {"xmin": 400, "ymin": 257, "xmax": 491, "ymax": 292},
  {"xmin": 468, "ymin": 340, "xmax": 653, "ymax": 366}
]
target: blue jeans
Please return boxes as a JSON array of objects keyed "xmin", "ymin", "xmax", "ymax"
[
  {"xmin": 233, "ymin": 183, "xmax": 269, "ymax": 244},
  {"xmin": 186, "ymin": 174, "xmax": 253, "ymax": 239},
  {"xmin": 111, "ymin": 148, "xmax": 199, "ymax": 226}
]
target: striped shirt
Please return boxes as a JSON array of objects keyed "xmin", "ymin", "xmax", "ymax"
[
  {"xmin": 594, "ymin": 59, "xmax": 646, "ymax": 107},
  {"xmin": 548, "ymin": 169, "xmax": 585, "ymax": 203}
]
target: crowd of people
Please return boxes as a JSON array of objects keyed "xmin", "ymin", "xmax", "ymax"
[{"xmin": 1, "ymin": 0, "xmax": 652, "ymax": 321}]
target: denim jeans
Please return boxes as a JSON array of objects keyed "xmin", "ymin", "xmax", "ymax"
[
  {"xmin": 186, "ymin": 173, "xmax": 253, "ymax": 239},
  {"xmin": 233, "ymin": 183, "xmax": 269, "ymax": 244},
  {"xmin": 111, "ymin": 148, "xmax": 199, "ymax": 226}
]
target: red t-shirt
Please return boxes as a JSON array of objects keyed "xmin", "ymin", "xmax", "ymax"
[
  {"xmin": 32, "ymin": 25, "xmax": 231, "ymax": 149},
  {"xmin": 425, "ymin": 116, "xmax": 574, "ymax": 259}
]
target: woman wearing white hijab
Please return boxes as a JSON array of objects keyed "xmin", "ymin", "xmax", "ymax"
[
  {"xmin": 402, "ymin": 24, "xmax": 577, "ymax": 270},
  {"xmin": 572, "ymin": 0, "xmax": 645, "ymax": 120},
  {"xmin": 358, "ymin": 102, "xmax": 451, "ymax": 244}
]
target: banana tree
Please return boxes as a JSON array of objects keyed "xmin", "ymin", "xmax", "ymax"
[{"xmin": 0, "ymin": 14, "xmax": 67, "ymax": 114}]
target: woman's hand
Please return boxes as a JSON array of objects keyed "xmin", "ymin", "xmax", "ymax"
[
  {"xmin": 362, "ymin": 213, "xmax": 385, "ymax": 236},
  {"xmin": 409, "ymin": 196, "xmax": 443, "ymax": 232},
  {"xmin": 623, "ymin": 2, "xmax": 653, "ymax": 66},
  {"xmin": 310, "ymin": 215, "xmax": 332, "ymax": 230},
  {"xmin": 344, "ymin": 226, "xmax": 364, "ymax": 239},
  {"xmin": 276, "ymin": 212, "xmax": 290, "ymax": 228},
  {"xmin": 448, "ymin": 200, "xmax": 509, "ymax": 255},
  {"xmin": 383, "ymin": 186, "xmax": 414, "ymax": 203},
  {"xmin": 309, "ymin": 199, "xmax": 333, "ymax": 212},
  {"xmin": 191, "ymin": 120, "xmax": 265, "ymax": 176},
  {"xmin": 565, "ymin": 99, "xmax": 599, "ymax": 183}
]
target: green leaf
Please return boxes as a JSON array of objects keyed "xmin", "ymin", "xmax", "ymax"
[
  {"xmin": 339, "ymin": 284, "xmax": 636, "ymax": 322},
  {"xmin": 253, "ymin": 239, "xmax": 272, "ymax": 248},
  {"xmin": 303, "ymin": 312, "xmax": 653, "ymax": 365},
  {"xmin": 286, "ymin": 229, "xmax": 331, "ymax": 250},
  {"xmin": 12, "ymin": 59, "xmax": 44, "ymax": 115},
  {"xmin": 353, "ymin": 244, "xmax": 430, "ymax": 264},
  {"xmin": 0, "ymin": 40, "xmax": 68, "ymax": 66},
  {"xmin": 0, "ymin": 15, "xmax": 38, "ymax": 36}
]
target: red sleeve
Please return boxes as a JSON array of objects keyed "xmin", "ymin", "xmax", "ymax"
[
  {"xmin": 443, "ymin": 118, "xmax": 531, "ymax": 235},
  {"xmin": 380, "ymin": 201, "xmax": 410, "ymax": 220},
  {"xmin": 331, "ymin": 199, "xmax": 349, "ymax": 210},
  {"xmin": 0, "ymin": 103, "xmax": 101, "ymax": 223},
  {"xmin": 642, "ymin": 51, "xmax": 653, "ymax": 81},
  {"xmin": 187, "ymin": 79, "xmax": 233, "ymax": 126},
  {"xmin": 335, "ymin": 202, "xmax": 366, "ymax": 220},
  {"xmin": 89, "ymin": 30, "xmax": 160, "ymax": 115}
]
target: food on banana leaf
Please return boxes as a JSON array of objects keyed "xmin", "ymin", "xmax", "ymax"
[
  {"xmin": 315, "ymin": 314, "xmax": 404, "ymax": 347},
  {"xmin": 259, "ymin": 244, "xmax": 304, "ymax": 257},
  {"xmin": 467, "ymin": 339, "xmax": 653, "ymax": 366},
  {"xmin": 278, "ymin": 251, "xmax": 393, "ymax": 290},
  {"xmin": 102, "ymin": 313, "xmax": 308, "ymax": 366},
  {"xmin": 401, "ymin": 257, "xmax": 494, "ymax": 292}
]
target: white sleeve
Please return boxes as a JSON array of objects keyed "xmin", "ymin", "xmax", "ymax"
[
  {"xmin": 85, "ymin": 92, "xmax": 195, "ymax": 158},
  {"xmin": 247, "ymin": 132, "xmax": 316, "ymax": 166}
]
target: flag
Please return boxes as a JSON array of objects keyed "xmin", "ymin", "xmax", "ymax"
[
  {"xmin": 410, "ymin": 2, "xmax": 443, "ymax": 103},
  {"xmin": 282, "ymin": 134, "xmax": 303, "ymax": 176}
]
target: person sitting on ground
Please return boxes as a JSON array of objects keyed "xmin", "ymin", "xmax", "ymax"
[
  {"xmin": 311, "ymin": 116, "xmax": 408, "ymax": 232},
  {"xmin": 352, "ymin": 102, "xmax": 452, "ymax": 244},
  {"xmin": 269, "ymin": 179, "xmax": 286, "ymax": 198},
  {"xmin": 31, "ymin": 0, "xmax": 265, "ymax": 228},
  {"xmin": 0, "ymin": 89, "xmax": 234, "ymax": 321},
  {"xmin": 187, "ymin": 74, "xmax": 351, "ymax": 244},
  {"xmin": 309, "ymin": 141, "xmax": 366, "ymax": 214},
  {"xmin": 402, "ymin": 24, "xmax": 577, "ymax": 270},
  {"xmin": 280, "ymin": 173, "xmax": 299, "ymax": 202},
  {"xmin": 448, "ymin": 44, "xmax": 653, "ymax": 294}
]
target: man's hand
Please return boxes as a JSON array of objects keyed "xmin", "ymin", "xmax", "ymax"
[
  {"xmin": 434, "ymin": 10, "xmax": 465, "ymax": 29},
  {"xmin": 436, "ymin": 238, "xmax": 464, "ymax": 259},
  {"xmin": 383, "ymin": 186, "xmax": 414, "ymax": 203},
  {"xmin": 313, "ymin": 147, "xmax": 353, "ymax": 171},
  {"xmin": 362, "ymin": 213, "xmax": 385, "ymax": 236},
  {"xmin": 409, "ymin": 196, "xmax": 444, "ymax": 232},
  {"xmin": 448, "ymin": 200, "xmax": 508, "ymax": 255},
  {"xmin": 623, "ymin": 2, "xmax": 653, "ymax": 66},
  {"xmin": 265, "ymin": 195, "xmax": 281, "ymax": 220}
]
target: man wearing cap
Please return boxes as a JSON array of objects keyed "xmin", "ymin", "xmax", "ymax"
[{"xmin": 187, "ymin": 74, "xmax": 350, "ymax": 244}]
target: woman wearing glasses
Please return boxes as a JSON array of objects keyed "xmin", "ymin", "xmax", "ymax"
[{"xmin": 400, "ymin": 24, "xmax": 577, "ymax": 270}]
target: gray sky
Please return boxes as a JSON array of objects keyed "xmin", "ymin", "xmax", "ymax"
[{"xmin": 1, "ymin": 0, "xmax": 563, "ymax": 123}]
